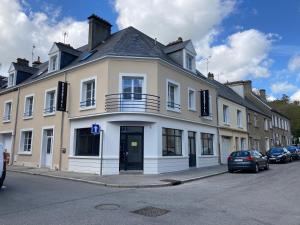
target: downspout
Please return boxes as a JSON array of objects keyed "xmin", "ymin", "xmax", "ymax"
[
  {"xmin": 216, "ymin": 95, "xmax": 222, "ymax": 165},
  {"xmin": 10, "ymin": 88, "xmax": 20, "ymax": 166}
]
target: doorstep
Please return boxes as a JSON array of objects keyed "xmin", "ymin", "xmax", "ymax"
[{"xmin": 7, "ymin": 165, "xmax": 228, "ymax": 188}]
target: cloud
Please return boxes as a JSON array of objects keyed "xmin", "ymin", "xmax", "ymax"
[
  {"xmin": 0, "ymin": 0, "xmax": 88, "ymax": 75},
  {"xmin": 270, "ymin": 81, "xmax": 297, "ymax": 94},
  {"xmin": 267, "ymin": 95, "xmax": 276, "ymax": 101},
  {"xmin": 115, "ymin": 0, "xmax": 274, "ymax": 82},
  {"xmin": 288, "ymin": 54, "xmax": 300, "ymax": 72},
  {"xmin": 291, "ymin": 90, "xmax": 300, "ymax": 101}
]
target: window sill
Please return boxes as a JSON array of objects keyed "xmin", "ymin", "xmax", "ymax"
[
  {"xmin": 188, "ymin": 108, "xmax": 197, "ymax": 112},
  {"xmin": 80, "ymin": 106, "xmax": 96, "ymax": 111},
  {"xmin": 23, "ymin": 116, "xmax": 33, "ymax": 120},
  {"xmin": 18, "ymin": 152, "xmax": 32, "ymax": 156},
  {"xmin": 202, "ymin": 116, "xmax": 213, "ymax": 121},
  {"xmin": 223, "ymin": 122, "xmax": 230, "ymax": 126},
  {"xmin": 69, "ymin": 156, "xmax": 100, "ymax": 159},
  {"xmin": 166, "ymin": 107, "xmax": 181, "ymax": 113},
  {"xmin": 2, "ymin": 120, "xmax": 11, "ymax": 123},
  {"xmin": 43, "ymin": 113, "xmax": 56, "ymax": 117}
]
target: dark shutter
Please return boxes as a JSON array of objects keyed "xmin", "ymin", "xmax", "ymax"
[
  {"xmin": 56, "ymin": 81, "xmax": 68, "ymax": 112},
  {"xmin": 200, "ymin": 90, "xmax": 210, "ymax": 116}
]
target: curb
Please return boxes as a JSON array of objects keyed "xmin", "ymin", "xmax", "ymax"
[{"xmin": 7, "ymin": 168, "xmax": 227, "ymax": 188}]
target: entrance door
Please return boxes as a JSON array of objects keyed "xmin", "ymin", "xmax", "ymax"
[
  {"xmin": 119, "ymin": 126, "xmax": 144, "ymax": 171},
  {"xmin": 188, "ymin": 131, "xmax": 196, "ymax": 167},
  {"xmin": 221, "ymin": 137, "xmax": 231, "ymax": 164},
  {"xmin": 42, "ymin": 129, "xmax": 53, "ymax": 168},
  {"xmin": 0, "ymin": 133, "xmax": 12, "ymax": 154}
]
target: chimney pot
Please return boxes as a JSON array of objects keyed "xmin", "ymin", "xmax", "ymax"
[
  {"xmin": 208, "ymin": 72, "xmax": 214, "ymax": 80},
  {"xmin": 32, "ymin": 56, "xmax": 42, "ymax": 67},
  {"xmin": 16, "ymin": 58, "xmax": 29, "ymax": 67},
  {"xmin": 259, "ymin": 89, "xmax": 266, "ymax": 100}
]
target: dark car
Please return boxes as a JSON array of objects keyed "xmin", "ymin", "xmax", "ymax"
[
  {"xmin": 0, "ymin": 144, "xmax": 9, "ymax": 189},
  {"xmin": 286, "ymin": 146, "xmax": 300, "ymax": 160},
  {"xmin": 228, "ymin": 150, "xmax": 269, "ymax": 173},
  {"xmin": 266, "ymin": 147, "xmax": 292, "ymax": 163}
]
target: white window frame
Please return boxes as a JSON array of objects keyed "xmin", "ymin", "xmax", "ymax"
[
  {"xmin": 3, "ymin": 100, "xmax": 12, "ymax": 123},
  {"xmin": 18, "ymin": 128, "xmax": 34, "ymax": 155},
  {"xmin": 254, "ymin": 114, "xmax": 258, "ymax": 127},
  {"xmin": 183, "ymin": 49, "xmax": 196, "ymax": 72},
  {"xmin": 80, "ymin": 76, "xmax": 97, "ymax": 110},
  {"xmin": 188, "ymin": 87, "xmax": 196, "ymax": 111},
  {"xmin": 7, "ymin": 72, "xmax": 16, "ymax": 87},
  {"xmin": 223, "ymin": 105, "xmax": 230, "ymax": 125},
  {"xmin": 166, "ymin": 79, "xmax": 181, "ymax": 112},
  {"xmin": 264, "ymin": 118, "xmax": 269, "ymax": 131},
  {"xmin": 237, "ymin": 110, "xmax": 242, "ymax": 128},
  {"xmin": 48, "ymin": 53, "xmax": 60, "ymax": 73},
  {"xmin": 43, "ymin": 87, "xmax": 57, "ymax": 116},
  {"xmin": 23, "ymin": 94, "xmax": 35, "ymax": 119}
]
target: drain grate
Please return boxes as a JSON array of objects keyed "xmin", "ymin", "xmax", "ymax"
[
  {"xmin": 95, "ymin": 204, "xmax": 120, "ymax": 210},
  {"xmin": 132, "ymin": 206, "xmax": 170, "ymax": 217}
]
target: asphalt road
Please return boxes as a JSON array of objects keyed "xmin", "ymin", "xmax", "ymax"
[{"xmin": 0, "ymin": 162, "xmax": 300, "ymax": 225}]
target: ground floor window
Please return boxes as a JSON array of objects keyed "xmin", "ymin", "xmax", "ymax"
[
  {"xmin": 201, "ymin": 133, "xmax": 214, "ymax": 155},
  {"xmin": 240, "ymin": 138, "xmax": 246, "ymax": 150},
  {"xmin": 75, "ymin": 128, "xmax": 100, "ymax": 156},
  {"xmin": 162, "ymin": 128, "xmax": 182, "ymax": 156},
  {"xmin": 20, "ymin": 130, "xmax": 33, "ymax": 152}
]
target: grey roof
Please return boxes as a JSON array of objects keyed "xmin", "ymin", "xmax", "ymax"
[
  {"xmin": 164, "ymin": 40, "xmax": 190, "ymax": 54},
  {"xmin": 55, "ymin": 42, "xmax": 81, "ymax": 56},
  {"xmin": 12, "ymin": 63, "xmax": 38, "ymax": 74}
]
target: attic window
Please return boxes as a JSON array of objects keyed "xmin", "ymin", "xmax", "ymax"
[
  {"xmin": 49, "ymin": 55, "xmax": 58, "ymax": 72},
  {"xmin": 8, "ymin": 73, "xmax": 15, "ymax": 87},
  {"xmin": 186, "ymin": 53, "xmax": 194, "ymax": 71},
  {"xmin": 80, "ymin": 49, "xmax": 97, "ymax": 61}
]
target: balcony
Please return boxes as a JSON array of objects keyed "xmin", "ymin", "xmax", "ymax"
[{"xmin": 105, "ymin": 93, "xmax": 160, "ymax": 112}]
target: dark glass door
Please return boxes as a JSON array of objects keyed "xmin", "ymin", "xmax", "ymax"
[
  {"xmin": 188, "ymin": 131, "xmax": 196, "ymax": 167},
  {"xmin": 120, "ymin": 126, "xmax": 144, "ymax": 171}
]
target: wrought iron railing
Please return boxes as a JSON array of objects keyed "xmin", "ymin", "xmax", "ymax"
[
  {"xmin": 3, "ymin": 114, "xmax": 11, "ymax": 121},
  {"xmin": 44, "ymin": 106, "xmax": 56, "ymax": 114},
  {"xmin": 167, "ymin": 101, "xmax": 181, "ymax": 111},
  {"xmin": 105, "ymin": 93, "xmax": 160, "ymax": 112},
  {"xmin": 80, "ymin": 99, "xmax": 96, "ymax": 108},
  {"xmin": 23, "ymin": 111, "xmax": 33, "ymax": 117}
]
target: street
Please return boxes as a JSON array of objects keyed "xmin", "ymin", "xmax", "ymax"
[{"xmin": 0, "ymin": 162, "xmax": 300, "ymax": 225}]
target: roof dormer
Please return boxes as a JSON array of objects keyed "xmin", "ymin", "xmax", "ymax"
[
  {"xmin": 164, "ymin": 38, "xmax": 197, "ymax": 73},
  {"xmin": 48, "ymin": 42, "xmax": 81, "ymax": 73}
]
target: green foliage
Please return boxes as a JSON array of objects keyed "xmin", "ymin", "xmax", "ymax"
[{"xmin": 270, "ymin": 100, "xmax": 300, "ymax": 140}]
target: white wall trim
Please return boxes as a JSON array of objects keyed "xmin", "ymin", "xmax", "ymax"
[
  {"xmin": 3, "ymin": 99, "xmax": 13, "ymax": 123},
  {"xmin": 23, "ymin": 93, "xmax": 35, "ymax": 119},
  {"xmin": 188, "ymin": 87, "xmax": 196, "ymax": 111},
  {"xmin": 18, "ymin": 128, "xmax": 34, "ymax": 154},
  {"xmin": 43, "ymin": 87, "xmax": 57, "ymax": 116}
]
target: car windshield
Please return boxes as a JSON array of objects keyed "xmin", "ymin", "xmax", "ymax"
[
  {"xmin": 287, "ymin": 147, "xmax": 296, "ymax": 151},
  {"xmin": 231, "ymin": 151, "xmax": 250, "ymax": 157},
  {"xmin": 269, "ymin": 148, "xmax": 284, "ymax": 154}
]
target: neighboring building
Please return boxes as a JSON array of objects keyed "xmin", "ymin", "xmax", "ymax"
[
  {"xmin": 0, "ymin": 15, "xmax": 221, "ymax": 175},
  {"xmin": 226, "ymin": 81, "xmax": 273, "ymax": 153},
  {"xmin": 206, "ymin": 73, "xmax": 248, "ymax": 164}
]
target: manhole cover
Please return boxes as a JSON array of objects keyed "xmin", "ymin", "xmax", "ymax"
[
  {"xmin": 132, "ymin": 206, "xmax": 170, "ymax": 217},
  {"xmin": 95, "ymin": 204, "xmax": 120, "ymax": 210}
]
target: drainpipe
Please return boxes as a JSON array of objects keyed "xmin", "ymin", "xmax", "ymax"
[
  {"xmin": 58, "ymin": 72, "xmax": 67, "ymax": 171},
  {"xmin": 10, "ymin": 88, "xmax": 20, "ymax": 166},
  {"xmin": 216, "ymin": 95, "xmax": 222, "ymax": 165}
]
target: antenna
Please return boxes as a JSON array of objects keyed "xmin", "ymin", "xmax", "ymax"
[
  {"xmin": 201, "ymin": 56, "xmax": 211, "ymax": 75},
  {"xmin": 63, "ymin": 31, "xmax": 68, "ymax": 44},
  {"xmin": 32, "ymin": 45, "xmax": 36, "ymax": 63}
]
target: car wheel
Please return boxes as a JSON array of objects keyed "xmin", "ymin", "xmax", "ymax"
[
  {"xmin": 264, "ymin": 162, "xmax": 269, "ymax": 170},
  {"xmin": 254, "ymin": 164, "xmax": 259, "ymax": 173}
]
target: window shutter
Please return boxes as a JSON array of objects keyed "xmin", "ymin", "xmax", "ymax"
[{"xmin": 200, "ymin": 90, "xmax": 210, "ymax": 116}]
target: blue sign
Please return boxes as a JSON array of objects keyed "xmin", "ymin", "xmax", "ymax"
[{"xmin": 91, "ymin": 124, "xmax": 100, "ymax": 135}]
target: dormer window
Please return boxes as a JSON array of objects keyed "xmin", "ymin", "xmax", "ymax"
[
  {"xmin": 49, "ymin": 54, "xmax": 59, "ymax": 72},
  {"xmin": 186, "ymin": 53, "xmax": 194, "ymax": 71},
  {"xmin": 8, "ymin": 73, "xmax": 15, "ymax": 87}
]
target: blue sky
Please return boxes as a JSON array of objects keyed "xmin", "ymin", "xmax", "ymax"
[{"xmin": 1, "ymin": 0, "xmax": 300, "ymax": 101}]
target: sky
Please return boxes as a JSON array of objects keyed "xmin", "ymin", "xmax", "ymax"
[{"xmin": 0, "ymin": 0, "xmax": 300, "ymax": 101}]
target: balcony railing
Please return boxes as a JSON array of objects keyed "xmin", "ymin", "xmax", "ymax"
[
  {"xmin": 105, "ymin": 93, "xmax": 160, "ymax": 112},
  {"xmin": 44, "ymin": 106, "xmax": 56, "ymax": 114},
  {"xmin": 3, "ymin": 114, "xmax": 11, "ymax": 122}
]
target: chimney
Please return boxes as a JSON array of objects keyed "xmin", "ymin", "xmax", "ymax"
[
  {"xmin": 259, "ymin": 89, "xmax": 266, "ymax": 100},
  {"xmin": 16, "ymin": 58, "xmax": 29, "ymax": 67},
  {"xmin": 32, "ymin": 56, "xmax": 42, "ymax": 68},
  {"xmin": 88, "ymin": 14, "xmax": 112, "ymax": 51},
  {"xmin": 208, "ymin": 72, "xmax": 214, "ymax": 80}
]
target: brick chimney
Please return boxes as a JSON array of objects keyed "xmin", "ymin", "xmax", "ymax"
[
  {"xmin": 208, "ymin": 72, "xmax": 214, "ymax": 80},
  {"xmin": 88, "ymin": 14, "xmax": 112, "ymax": 51},
  {"xmin": 259, "ymin": 89, "xmax": 266, "ymax": 100},
  {"xmin": 16, "ymin": 58, "xmax": 29, "ymax": 67}
]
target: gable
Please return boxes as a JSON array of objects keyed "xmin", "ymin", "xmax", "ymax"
[
  {"xmin": 49, "ymin": 43, "xmax": 59, "ymax": 55},
  {"xmin": 185, "ymin": 41, "xmax": 196, "ymax": 56},
  {"xmin": 8, "ymin": 63, "xmax": 15, "ymax": 73}
]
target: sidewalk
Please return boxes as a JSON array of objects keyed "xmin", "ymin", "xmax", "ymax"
[{"xmin": 7, "ymin": 164, "xmax": 228, "ymax": 188}]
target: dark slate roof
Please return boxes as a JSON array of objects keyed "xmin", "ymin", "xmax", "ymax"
[
  {"xmin": 12, "ymin": 63, "xmax": 38, "ymax": 74},
  {"xmin": 164, "ymin": 40, "xmax": 190, "ymax": 54},
  {"xmin": 55, "ymin": 42, "xmax": 81, "ymax": 56}
]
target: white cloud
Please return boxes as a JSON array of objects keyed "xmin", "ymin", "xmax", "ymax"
[
  {"xmin": 0, "ymin": 0, "xmax": 88, "ymax": 75},
  {"xmin": 288, "ymin": 54, "xmax": 300, "ymax": 72},
  {"xmin": 115, "ymin": 0, "xmax": 274, "ymax": 82},
  {"xmin": 270, "ymin": 81, "xmax": 297, "ymax": 94},
  {"xmin": 291, "ymin": 90, "xmax": 300, "ymax": 101},
  {"xmin": 267, "ymin": 95, "xmax": 276, "ymax": 101}
]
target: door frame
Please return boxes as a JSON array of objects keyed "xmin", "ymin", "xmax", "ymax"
[
  {"xmin": 188, "ymin": 131, "xmax": 196, "ymax": 167},
  {"xmin": 221, "ymin": 136, "xmax": 232, "ymax": 164},
  {"xmin": 119, "ymin": 126, "xmax": 144, "ymax": 171},
  {"xmin": 39, "ymin": 126, "xmax": 55, "ymax": 169},
  {"xmin": 0, "ymin": 130, "xmax": 13, "ymax": 154}
]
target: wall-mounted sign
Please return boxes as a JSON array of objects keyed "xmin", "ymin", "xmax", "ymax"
[
  {"xmin": 56, "ymin": 81, "xmax": 68, "ymax": 112},
  {"xmin": 200, "ymin": 90, "xmax": 210, "ymax": 117},
  {"xmin": 131, "ymin": 141, "xmax": 138, "ymax": 147},
  {"xmin": 91, "ymin": 124, "xmax": 101, "ymax": 135}
]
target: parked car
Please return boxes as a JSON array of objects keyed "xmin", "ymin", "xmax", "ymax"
[
  {"xmin": 266, "ymin": 147, "xmax": 292, "ymax": 163},
  {"xmin": 0, "ymin": 144, "xmax": 8, "ymax": 189},
  {"xmin": 286, "ymin": 146, "xmax": 300, "ymax": 160},
  {"xmin": 228, "ymin": 150, "xmax": 269, "ymax": 173}
]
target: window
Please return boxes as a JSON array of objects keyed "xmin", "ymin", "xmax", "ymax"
[
  {"xmin": 122, "ymin": 76, "xmax": 143, "ymax": 100},
  {"xmin": 49, "ymin": 55, "xmax": 58, "ymax": 72},
  {"xmin": 3, "ymin": 101, "xmax": 12, "ymax": 122},
  {"xmin": 254, "ymin": 114, "xmax": 258, "ymax": 127},
  {"xmin": 80, "ymin": 78, "xmax": 96, "ymax": 108},
  {"xmin": 269, "ymin": 120, "xmax": 273, "ymax": 129},
  {"xmin": 188, "ymin": 88, "xmax": 196, "ymax": 111},
  {"xmin": 24, "ymin": 95, "xmax": 34, "ymax": 118},
  {"xmin": 274, "ymin": 116, "xmax": 278, "ymax": 127},
  {"xmin": 8, "ymin": 73, "xmax": 15, "ymax": 87},
  {"xmin": 44, "ymin": 89, "xmax": 56, "ymax": 115},
  {"xmin": 186, "ymin": 53, "xmax": 194, "ymax": 71},
  {"xmin": 162, "ymin": 128, "xmax": 182, "ymax": 156},
  {"xmin": 264, "ymin": 118, "xmax": 268, "ymax": 131},
  {"xmin": 237, "ymin": 110, "xmax": 242, "ymax": 128},
  {"xmin": 75, "ymin": 128, "xmax": 100, "ymax": 156},
  {"xmin": 201, "ymin": 133, "xmax": 214, "ymax": 155},
  {"xmin": 20, "ymin": 130, "xmax": 33, "ymax": 153},
  {"xmin": 223, "ymin": 105, "xmax": 229, "ymax": 124},
  {"xmin": 167, "ymin": 80, "xmax": 180, "ymax": 111},
  {"xmin": 247, "ymin": 113, "xmax": 251, "ymax": 124},
  {"xmin": 240, "ymin": 138, "xmax": 246, "ymax": 150}
]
